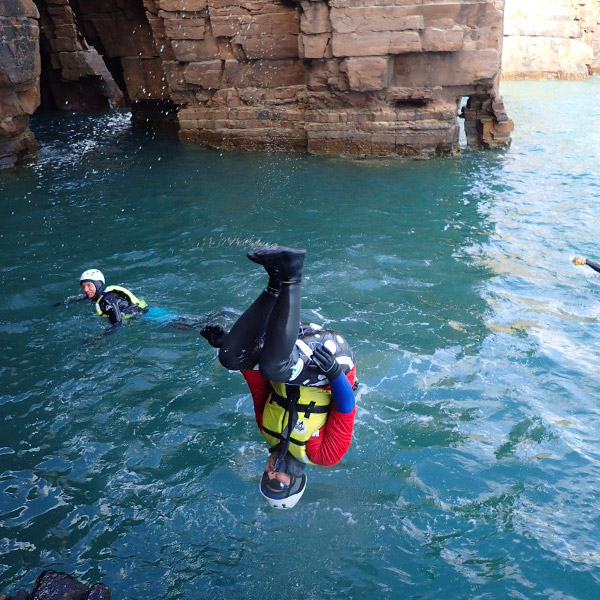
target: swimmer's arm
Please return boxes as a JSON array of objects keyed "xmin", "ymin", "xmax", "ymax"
[
  {"xmin": 242, "ymin": 369, "xmax": 271, "ymax": 431},
  {"xmin": 101, "ymin": 295, "xmax": 123, "ymax": 326},
  {"xmin": 573, "ymin": 256, "xmax": 600, "ymax": 274},
  {"xmin": 329, "ymin": 372, "xmax": 355, "ymax": 413},
  {"xmin": 306, "ymin": 403, "xmax": 355, "ymax": 466},
  {"xmin": 586, "ymin": 259, "xmax": 600, "ymax": 274},
  {"xmin": 54, "ymin": 294, "xmax": 87, "ymax": 307},
  {"xmin": 311, "ymin": 344, "xmax": 355, "ymax": 413}
]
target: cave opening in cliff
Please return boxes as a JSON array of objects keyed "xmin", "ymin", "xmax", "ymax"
[
  {"xmin": 31, "ymin": 0, "xmax": 177, "ymax": 129},
  {"xmin": 67, "ymin": 0, "xmax": 129, "ymax": 102},
  {"xmin": 395, "ymin": 99, "xmax": 429, "ymax": 109},
  {"xmin": 32, "ymin": 0, "xmax": 124, "ymax": 112}
]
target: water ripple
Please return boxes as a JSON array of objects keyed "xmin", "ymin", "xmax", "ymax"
[{"xmin": 2, "ymin": 80, "xmax": 600, "ymax": 598}]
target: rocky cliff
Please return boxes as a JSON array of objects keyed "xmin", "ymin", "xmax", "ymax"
[
  {"xmin": 0, "ymin": 0, "xmax": 40, "ymax": 168},
  {"xmin": 1, "ymin": 0, "xmax": 514, "ymax": 168},
  {"xmin": 170, "ymin": 0, "xmax": 513, "ymax": 156},
  {"xmin": 503, "ymin": 0, "xmax": 600, "ymax": 79}
]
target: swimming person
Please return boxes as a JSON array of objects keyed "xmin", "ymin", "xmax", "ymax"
[
  {"xmin": 59, "ymin": 269, "xmax": 211, "ymax": 332},
  {"xmin": 201, "ymin": 246, "xmax": 358, "ymax": 509},
  {"xmin": 572, "ymin": 255, "xmax": 600, "ymax": 274},
  {"xmin": 77, "ymin": 268, "xmax": 148, "ymax": 327}
]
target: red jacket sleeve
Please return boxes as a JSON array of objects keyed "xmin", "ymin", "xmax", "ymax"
[
  {"xmin": 241, "ymin": 369, "xmax": 271, "ymax": 432},
  {"xmin": 305, "ymin": 405, "xmax": 356, "ymax": 466}
]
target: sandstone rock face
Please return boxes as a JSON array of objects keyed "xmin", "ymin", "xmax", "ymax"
[
  {"xmin": 503, "ymin": 0, "xmax": 600, "ymax": 79},
  {"xmin": 0, "ymin": 0, "xmax": 41, "ymax": 168},
  {"xmin": 166, "ymin": 0, "xmax": 513, "ymax": 156},
  {"xmin": 1, "ymin": 0, "xmax": 513, "ymax": 167},
  {"xmin": 35, "ymin": 0, "xmax": 124, "ymax": 110},
  {"xmin": 44, "ymin": 0, "xmax": 176, "ymax": 125}
]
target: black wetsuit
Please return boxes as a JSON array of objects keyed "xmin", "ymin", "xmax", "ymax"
[
  {"xmin": 585, "ymin": 259, "xmax": 600, "ymax": 274},
  {"xmin": 217, "ymin": 273, "xmax": 355, "ymax": 388},
  {"xmin": 96, "ymin": 290, "xmax": 147, "ymax": 326},
  {"xmin": 60, "ymin": 289, "xmax": 146, "ymax": 327}
]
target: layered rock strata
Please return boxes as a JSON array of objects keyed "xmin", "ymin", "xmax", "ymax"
[
  {"xmin": 503, "ymin": 0, "xmax": 600, "ymax": 79},
  {"xmin": 1, "ymin": 0, "xmax": 514, "ymax": 168},
  {"xmin": 165, "ymin": 0, "xmax": 513, "ymax": 156},
  {"xmin": 35, "ymin": 0, "xmax": 123, "ymax": 110},
  {"xmin": 0, "ymin": 0, "xmax": 40, "ymax": 168},
  {"xmin": 44, "ymin": 0, "xmax": 176, "ymax": 124}
]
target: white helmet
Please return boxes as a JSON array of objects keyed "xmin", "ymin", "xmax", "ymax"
[
  {"xmin": 80, "ymin": 269, "xmax": 105, "ymax": 285},
  {"xmin": 80, "ymin": 269, "xmax": 105, "ymax": 294},
  {"xmin": 259, "ymin": 471, "xmax": 307, "ymax": 509}
]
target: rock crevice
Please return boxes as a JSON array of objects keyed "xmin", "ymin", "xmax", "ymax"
[{"xmin": 0, "ymin": 0, "xmax": 41, "ymax": 168}]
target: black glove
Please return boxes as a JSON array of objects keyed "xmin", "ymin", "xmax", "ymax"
[
  {"xmin": 103, "ymin": 296, "xmax": 122, "ymax": 326},
  {"xmin": 311, "ymin": 344, "xmax": 342, "ymax": 380},
  {"xmin": 200, "ymin": 324, "xmax": 228, "ymax": 348}
]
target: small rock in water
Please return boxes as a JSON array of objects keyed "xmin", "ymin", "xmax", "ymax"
[
  {"xmin": 30, "ymin": 571, "xmax": 87, "ymax": 600},
  {"xmin": 0, "ymin": 590, "xmax": 29, "ymax": 600},
  {"xmin": 1, "ymin": 571, "xmax": 111, "ymax": 600}
]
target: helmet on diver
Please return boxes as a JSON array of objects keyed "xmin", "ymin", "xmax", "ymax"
[
  {"xmin": 259, "ymin": 452, "xmax": 307, "ymax": 509},
  {"xmin": 80, "ymin": 269, "xmax": 105, "ymax": 295}
]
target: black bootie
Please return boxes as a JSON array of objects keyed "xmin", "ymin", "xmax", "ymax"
[{"xmin": 247, "ymin": 245, "xmax": 306, "ymax": 284}]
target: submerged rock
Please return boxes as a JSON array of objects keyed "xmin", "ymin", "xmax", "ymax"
[
  {"xmin": 1, "ymin": 571, "xmax": 111, "ymax": 600},
  {"xmin": 83, "ymin": 584, "xmax": 111, "ymax": 600},
  {"xmin": 30, "ymin": 571, "xmax": 87, "ymax": 600},
  {"xmin": 0, "ymin": 590, "xmax": 30, "ymax": 600}
]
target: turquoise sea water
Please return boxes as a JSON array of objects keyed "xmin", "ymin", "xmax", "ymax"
[{"xmin": 1, "ymin": 79, "xmax": 600, "ymax": 599}]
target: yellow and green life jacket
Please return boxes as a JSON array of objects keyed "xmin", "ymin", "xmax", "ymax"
[{"xmin": 261, "ymin": 381, "xmax": 333, "ymax": 465}]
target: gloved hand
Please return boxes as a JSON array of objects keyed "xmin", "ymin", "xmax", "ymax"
[
  {"xmin": 572, "ymin": 256, "xmax": 587, "ymax": 266},
  {"xmin": 201, "ymin": 324, "xmax": 228, "ymax": 348},
  {"xmin": 103, "ymin": 296, "xmax": 122, "ymax": 326},
  {"xmin": 311, "ymin": 344, "xmax": 342, "ymax": 381}
]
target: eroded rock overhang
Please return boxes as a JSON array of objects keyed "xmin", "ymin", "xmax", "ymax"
[{"xmin": 1, "ymin": 0, "xmax": 514, "ymax": 168}]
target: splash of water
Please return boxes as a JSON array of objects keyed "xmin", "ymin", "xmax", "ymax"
[{"xmin": 198, "ymin": 234, "xmax": 277, "ymax": 251}]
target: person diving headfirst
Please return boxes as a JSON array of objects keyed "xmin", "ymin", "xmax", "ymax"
[{"xmin": 201, "ymin": 246, "xmax": 358, "ymax": 509}]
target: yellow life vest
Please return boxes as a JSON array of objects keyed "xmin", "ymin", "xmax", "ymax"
[
  {"xmin": 261, "ymin": 381, "xmax": 333, "ymax": 465},
  {"xmin": 95, "ymin": 285, "xmax": 147, "ymax": 317}
]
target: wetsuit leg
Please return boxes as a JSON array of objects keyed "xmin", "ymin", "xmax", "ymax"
[
  {"xmin": 259, "ymin": 282, "xmax": 301, "ymax": 381},
  {"xmin": 218, "ymin": 289, "xmax": 278, "ymax": 370},
  {"xmin": 253, "ymin": 247, "xmax": 305, "ymax": 382}
]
